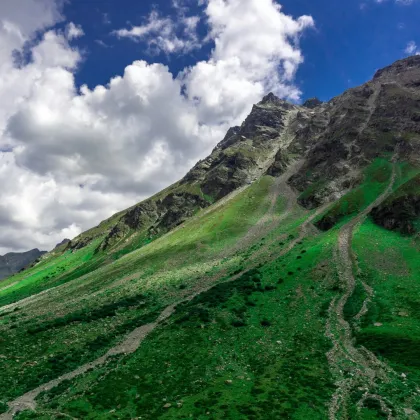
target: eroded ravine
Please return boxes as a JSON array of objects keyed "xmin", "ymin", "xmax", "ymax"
[{"xmin": 326, "ymin": 161, "xmax": 401, "ymax": 419}]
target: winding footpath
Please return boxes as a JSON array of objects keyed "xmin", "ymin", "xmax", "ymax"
[
  {"xmin": 0, "ymin": 304, "xmax": 177, "ymax": 419},
  {"xmin": 326, "ymin": 162, "xmax": 399, "ymax": 419}
]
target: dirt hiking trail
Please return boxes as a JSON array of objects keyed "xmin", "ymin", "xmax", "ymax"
[{"xmin": 326, "ymin": 160, "xmax": 414, "ymax": 419}]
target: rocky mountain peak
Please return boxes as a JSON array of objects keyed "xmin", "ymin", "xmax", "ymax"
[
  {"xmin": 373, "ymin": 55, "xmax": 420, "ymax": 82},
  {"xmin": 260, "ymin": 92, "xmax": 279, "ymax": 103},
  {"xmin": 259, "ymin": 92, "xmax": 296, "ymax": 110},
  {"xmin": 302, "ymin": 97, "xmax": 323, "ymax": 109}
]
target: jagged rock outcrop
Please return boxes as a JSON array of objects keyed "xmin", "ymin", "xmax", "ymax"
[
  {"xmin": 0, "ymin": 249, "xmax": 46, "ymax": 281},
  {"xmin": 156, "ymin": 193, "xmax": 208, "ymax": 231},
  {"xmin": 98, "ymin": 191, "xmax": 209, "ymax": 250},
  {"xmin": 184, "ymin": 93, "xmax": 299, "ymax": 191},
  {"xmin": 266, "ymin": 149, "xmax": 291, "ymax": 177}
]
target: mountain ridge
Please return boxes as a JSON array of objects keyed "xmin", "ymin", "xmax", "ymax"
[
  {"xmin": 1, "ymin": 56, "xmax": 420, "ymax": 419},
  {"xmin": 65, "ymin": 55, "xmax": 420, "ymax": 255}
]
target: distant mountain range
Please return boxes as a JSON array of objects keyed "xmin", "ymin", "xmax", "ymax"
[{"xmin": 0, "ymin": 249, "xmax": 46, "ymax": 281}]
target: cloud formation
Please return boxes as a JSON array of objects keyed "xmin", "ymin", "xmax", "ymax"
[
  {"xmin": 66, "ymin": 22, "xmax": 84, "ymax": 40},
  {"xmin": 0, "ymin": 0, "xmax": 313, "ymax": 254},
  {"xmin": 405, "ymin": 40, "xmax": 419, "ymax": 55},
  {"xmin": 113, "ymin": 10, "xmax": 201, "ymax": 54}
]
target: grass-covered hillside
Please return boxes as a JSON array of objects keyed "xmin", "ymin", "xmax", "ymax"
[
  {"xmin": 2, "ymin": 56, "xmax": 420, "ymax": 420},
  {"xmin": 1, "ymin": 156, "xmax": 420, "ymax": 420}
]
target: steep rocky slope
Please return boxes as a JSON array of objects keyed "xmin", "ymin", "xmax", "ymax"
[
  {"xmin": 67, "ymin": 56, "xmax": 420, "ymax": 255},
  {"xmin": 288, "ymin": 56, "xmax": 420, "ymax": 208},
  {"xmin": 69, "ymin": 92, "xmax": 304, "ymax": 252},
  {"xmin": 1, "ymin": 56, "xmax": 420, "ymax": 420},
  {"xmin": 0, "ymin": 249, "xmax": 46, "ymax": 281}
]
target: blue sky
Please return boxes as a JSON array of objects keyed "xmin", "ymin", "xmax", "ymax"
[
  {"xmin": 0, "ymin": 0, "xmax": 419, "ymax": 253},
  {"xmin": 64, "ymin": 0, "xmax": 420, "ymax": 101}
]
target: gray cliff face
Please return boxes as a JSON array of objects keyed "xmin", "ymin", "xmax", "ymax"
[
  {"xmin": 184, "ymin": 92, "xmax": 299, "ymax": 199},
  {"xmin": 285, "ymin": 55, "xmax": 420, "ymax": 208},
  {"xmin": 0, "ymin": 249, "xmax": 46, "ymax": 281},
  {"xmin": 67, "ymin": 56, "xmax": 420, "ymax": 252}
]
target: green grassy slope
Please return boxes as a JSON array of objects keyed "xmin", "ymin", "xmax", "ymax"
[
  {"xmin": 1, "ymin": 160, "xmax": 420, "ymax": 419},
  {"xmin": 0, "ymin": 178, "xmax": 286, "ymax": 404},
  {"xmin": 352, "ymin": 220, "xmax": 420, "ymax": 415}
]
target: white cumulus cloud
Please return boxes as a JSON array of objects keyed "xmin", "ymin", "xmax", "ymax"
[{"xmin": 0, "ymin": 0, "xmax": 313, "ymax": 254}]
